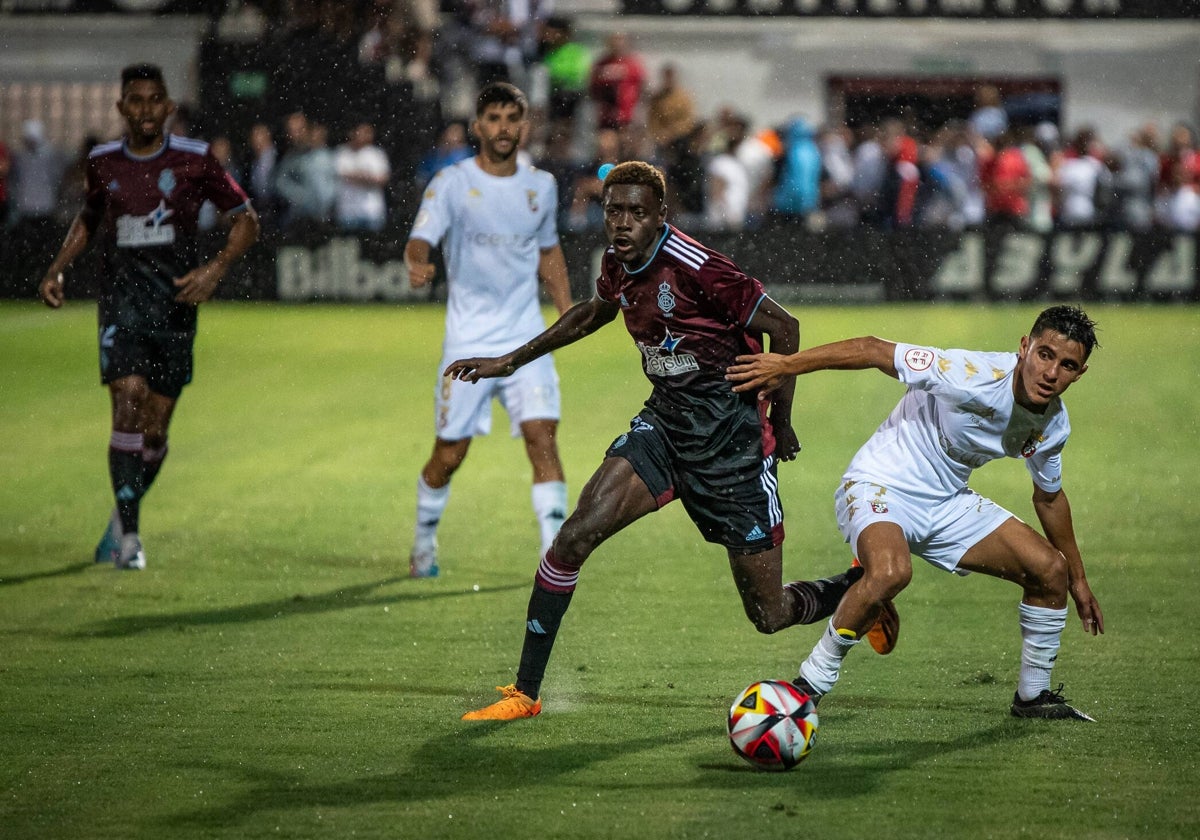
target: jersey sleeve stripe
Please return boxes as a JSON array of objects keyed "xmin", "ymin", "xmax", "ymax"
[
  {"xmin": 169, "ymin": 136, "xmax": 211, "ymax": 155},
  {"xmin": 89, "ymin": 140, "xmax": 123, "ymax": 158},
  {"xmin": 663, "ymin": 238, "xmax": 706, "ymax": 270}
]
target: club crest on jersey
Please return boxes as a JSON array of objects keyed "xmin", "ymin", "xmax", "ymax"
[
  {"xmin": 870, "ymin": 500, "xmax": 889, "ymax": 514},
  {"xmin": 116, "ymin": 199, "xmax": 176, "ymax": 248},
  {"xmin": 526, "ymin": 189, "xmax": 539, "ymax": 212},
  {"xmin": 108, "ymin": 179, "xmax": 120, "ymax": 193},
  {"xmin": 657, "ymin": 281, "xmax": 676, "ymax": 318},
  {"xmin": 1020, "ymin": 431, "xmax": 1046, "ymax": 458},
  {"xmin": 157, "ymin": 168, "xmax": 176, "ymax": 197}
]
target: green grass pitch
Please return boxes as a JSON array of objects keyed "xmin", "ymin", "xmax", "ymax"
[{"xmin": 2, "ymin": 300, "xmax": 1198, "ymax": 839}]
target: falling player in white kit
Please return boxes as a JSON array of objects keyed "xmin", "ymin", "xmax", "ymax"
[
  {"xmin": 727, "ymin": 306, "xmax": 1104, "ymax": 720},
  {"xmin": 405, "ymin": 82, "xmax": 573, "ymax": 578}
]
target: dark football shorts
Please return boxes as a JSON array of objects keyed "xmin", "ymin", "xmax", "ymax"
[
  {"xmin": 604, "ymin": 410, "xmax": 783, "ymax": 553},
  {"xmin": 98, "ymin": 325, "xmax": 195, "ymax": 399}
]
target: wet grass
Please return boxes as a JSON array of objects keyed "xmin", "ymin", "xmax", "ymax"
[{"xmin": 2, "ymin": 301, "xmax": 1198, "ymax": 839}]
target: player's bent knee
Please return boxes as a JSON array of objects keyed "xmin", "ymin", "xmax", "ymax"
[
  {"xmin": 863, "ymin": 559, "xmax": 912, "ymax": 601},
  {"xmin": 1025, "ymin": 548, "xmax": 1069, "ymax": 596}
]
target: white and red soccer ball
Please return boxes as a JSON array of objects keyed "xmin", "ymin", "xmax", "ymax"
[{"xmin": 728, "ymin": 679, "xmax": 819, "ymax": 771}]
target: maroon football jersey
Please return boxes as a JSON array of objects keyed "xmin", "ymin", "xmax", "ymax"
[
  {"xmin": 595, "ymin": 224, "xmax": 775, "ymax": 458},
  {"xmin": 84, "ymin": 134, "xmax": 250, "ymax": 331}
]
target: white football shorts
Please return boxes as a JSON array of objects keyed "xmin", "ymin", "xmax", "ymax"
[
  {"xmin": 834, "ymin": 479, "xmax": 1015, "ymax": 573},
  {"xmin": 434, "ymin": 352, "xmax": 561, "ymax": 441}
]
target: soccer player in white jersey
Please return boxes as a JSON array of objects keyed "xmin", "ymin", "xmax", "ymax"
[
  {"xmin": 404, "ymin": 82, "xmax": 573, "ymax": 578},
  {"xmin": 727, "ymin": 306, "xmax": 1104, "ymax": 720}
]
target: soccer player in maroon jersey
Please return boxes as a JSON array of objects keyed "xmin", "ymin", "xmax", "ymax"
[
  {"xmin": 37, "ymin": 63, "xmax": 259, "ymax": 570},
  {"xmin": 448, "ymin": 161, "xmax": 864, "ymax": 720}
]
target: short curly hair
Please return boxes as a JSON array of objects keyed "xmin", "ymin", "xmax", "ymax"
[
  {"xmin": 1031, "ymin": 305, "xmax": 1099, "ymax": 359},
  {"xmin": 602, "ymin": 161, "xmax": 667, "ymax": 208}
]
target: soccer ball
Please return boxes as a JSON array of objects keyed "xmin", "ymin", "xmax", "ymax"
[{"xmin": 728, "ymin": 679, "xmax": 818, "ymax": 771}]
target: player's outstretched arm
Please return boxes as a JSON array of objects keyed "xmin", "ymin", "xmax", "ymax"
[
  {"xmin": 38, "ymin": 211, "xmax": 97, "ymax": 308},
  {"xmin": 726, "ymin": 336, "xmax": 899, "ymax": 394},
  {"xmin": 445, "ymin": 296, "xmax": 619, "ymax": 383},
  {"xmin": 174, "ymin": 206, "xmax": 261, "ymax": 303},
  {"xmin": 1032, "ymin": 485, "xmax": 1104, "ymax": 636}
]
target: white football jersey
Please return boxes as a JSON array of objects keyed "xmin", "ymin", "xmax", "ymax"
[
  {"xmin": 409, "ymin": 157, "xmax": 560, "ymax": 357},
  {"xmin": 843, "ymin": 343, "xmax": 1071, "ymax": 501}
]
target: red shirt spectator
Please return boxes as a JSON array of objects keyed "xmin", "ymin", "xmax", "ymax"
[
  {"xmin": 588, "ymin": 32, "xmax": 646, "ymax": 131},
  {"xmin": 981, "ymin": 136, "xmax": 1031, "ymax": 221}
]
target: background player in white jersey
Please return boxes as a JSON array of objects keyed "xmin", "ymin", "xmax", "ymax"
[
  {"xmin": 727, "ymin": 305, "xmax": 1104, "ymax": 720},
  {"xmin": 404, "ymin": 82, "xmax": 573, "ymax": 578}
]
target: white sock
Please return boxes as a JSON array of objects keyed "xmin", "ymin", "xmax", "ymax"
[
  {"xmin": 1017, "ymin": 602, "xmax": 1067, "ymax": 702},
  {"xmin": 531, "ymin": 480, "xmax": 567, "ymax": 559},
  {"xmin": 414, "ymin": 475, "xmax": 450, "ymax": 549},
  {"xmin": 798, "ymin": 619, "xmax": 862, "ymax": 695}
]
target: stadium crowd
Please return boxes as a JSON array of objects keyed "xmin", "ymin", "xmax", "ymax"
[{"xmin": 2, "ymin": 0, "xmax": 1199, "ymax": 237}]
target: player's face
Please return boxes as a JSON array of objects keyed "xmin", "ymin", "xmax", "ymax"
[
  {"xmin": 472, "ymin": 103, "xmax": 525, "ymax": 162},
  {"xmin": 117, "ymin": 79, "xmax": 173, "ymax": 149},
  {"xmin": 603, "ymin": 184, "xmax": 666, "ymax": 266},
  {"xmin": 1014, "ymin": 330, "xmax": 1088, "ymax": 410}
]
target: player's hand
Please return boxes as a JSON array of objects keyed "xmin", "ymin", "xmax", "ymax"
[
  {"xmin": 444, "ymin": 356, "xmax": 516, "ymax": 383},
  {"xmin": 174, "ymin": 262, "xmax": 224, "ymax": 303},
  {"xmin": 407, "ymin": 260, "xmax": 436, "ymax": 289},
  {"xmin": 726, "ymin": 353, "xmax": 793, "ymax": 396},
  {"xmin": 1070, "ymin": 579, "xmax": 1104, "ymax": 636},
  {"xmin": 38, "ymin": 272, "xmax": 65, "ymax": 308},
  {"xmin": 773, "ymin": 421, "xmax": 801, "ymax": 462}
]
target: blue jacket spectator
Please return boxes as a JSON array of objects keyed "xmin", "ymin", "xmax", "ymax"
[{"xmin": 772, "ymin": 117, "xmax": 821, "ymax": 217}]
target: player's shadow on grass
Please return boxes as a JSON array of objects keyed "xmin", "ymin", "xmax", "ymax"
[
  {"xmin": 73, "ymin": 578, "xmax": 528, "ymax": 638},
  {"xmin": 162, "ymin": 722, "xmax": 716, "ymax": 831},
  {"xmin": 0, "ymin": 560, "xmax": 91, "ymax": 587}
]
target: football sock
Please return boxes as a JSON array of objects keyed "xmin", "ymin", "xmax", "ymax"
[
  {"xmin": 142, "ymin": 441, "xmax": 169, "ymax": 492},
  {"xmin": 109, "ymin": 430, "xmax": 145, "ymax": 535},
  {"xmin": 414, "ymin": 474, "xmax": 449, "ymax": 548},
  {"xmin": 798, "ymin": 619, "xmax": 862, "ymax": 695},
  {"xmin": 531, "ymin": 480, "xmax": 568, "ymax": 559},
  {"xmin": 515, "ymin": 550, "xmax": 579, "ymax": 699},
  {"xmin": 785, "ymin": 564, "xmax": 865, "ymax": 625},
  {"xmin": 1016, "ymin": 602, "xmax": 1067, "ymax": 702}
]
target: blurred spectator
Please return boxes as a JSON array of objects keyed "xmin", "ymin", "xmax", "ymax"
[
  {"xmin": 735, "ymin": 122, "xmax": 783, "ymax": 224},
  {"xmin": 980, "ymin": 129, "xmax": 1031, "ymax": 226},
  {"xmin": 969, "ymin": 84, "xmax": 1008, "ymax": 142},
  {"xmin": 168, "ymin": 102, "xmax": 196, "ymax": 138},
  {"xmin": 1158, "ymin": 122, "xmax": 1200, "ymax": 199},
  {"xmin": 588, "ymin": 32, "xmax": 647, "ymax": 132},
  {"xmin": 705, "ymin": 113, "xmax": 750, "ymax": 230},
  {"xmin": 417, "ymin": 121, "xmax": 473, "ymax": 189},
  {"xmin": 335, "ymin": 121, "xmax": 391, "ymax": 232},
  {"xmin": 817, "ymin": 123, "xmax": 857, "ymax": 228},
  {"xmin": 200, "ymin": 135, "xmax": 243, "ymax": 231},
  {"xmin": 1161, "ymin": 157, "xmax": 1200, "ymax": 232},
  {"xmin": 569, "ymin": 127, "xmax": 621, "ymax": 229},
  {"xmin": 1056, "ymin": 127, "xmax": 1110, "ymax": 228},
  {"xmin": 1114, "ymin": 124, "xmax": 1160, "ymax": 232},
  {"xmin": 246, "ymin": 122, "xmax": 279, "ymax": 227},
  {"xmin": 539, "ymin": 16, "xmax": 591, "ymax": 129},
  {"xmin": 919, "ymin": 126, "xmax": 969, "ymax": 230},
  {"xmin": 768, "ymin": 116, "xmax": 822, "ymax": 226},
  {"xmin": 1020, "ymin": 123, "xmax": 1059, "ymax": 233},
  {"xmin": 646, "ymin": 63, "xmax": 697, "ymax": 153},
  {"xmin": 0, "ymin": 139, "xmax": 9, "ymax": 224},
  {"xmin": 850, "ymin": 123, "xmax": 887, "ymax": 228},
  {"xmin": 460, "ymin": 0, "xmax": 549, "ymax": 89},
  {"xmin": 535, "ymin": 120, "xmax": 587, "ymax": 228},
  {"xmin": 274, "ymin": 116, "xmax": 337, "ymax": 230},
  {"xmin": 879, "ymin": 122, "xmax": 921, "ymax": 229},
  {"xmin": 9, "ymin": 120, "xmax": 66, "ymax": 227}
]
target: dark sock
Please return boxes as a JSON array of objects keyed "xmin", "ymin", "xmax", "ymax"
[
  {"xmin": 108, "ymin": 433, "xmax": 145, "ymax": 534},
  {"xmin": 515, "ymin": 584, "xmax": 574, "ymax": 699},
  {"xmin": 785, "ymin": 565, "xmax": 865, "ymax": 625},
  {"xmin": 142, "ymin": 442, "xmax": 169, "ymax": 492}
]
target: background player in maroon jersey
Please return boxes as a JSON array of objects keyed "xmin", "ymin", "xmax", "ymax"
[
  {"xmin": 448, "ymin": 161, "xmax": 863, "ymax": 720},
  {"xmin": 37, "ymin": 63, "xmax": 259, "ymax": 570}
]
